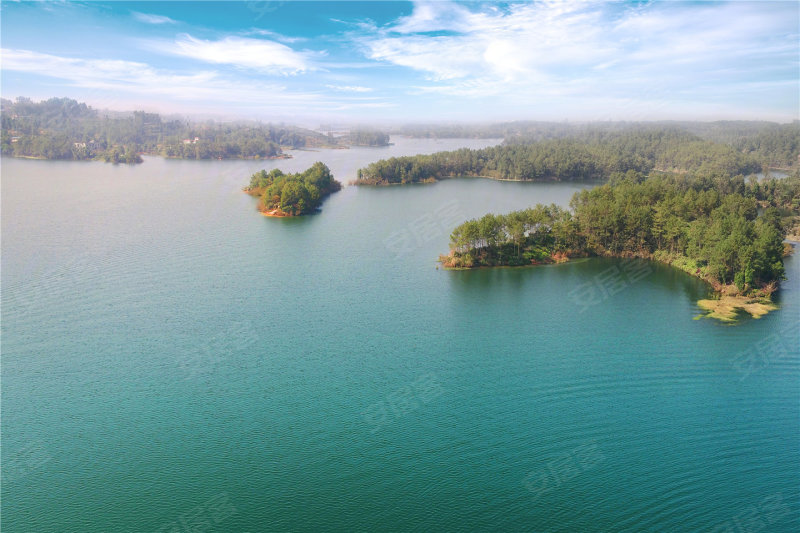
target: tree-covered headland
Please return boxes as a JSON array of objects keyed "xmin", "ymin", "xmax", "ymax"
[
  {"xmin": 389, "ymin": 120, "xmax": 800, "ymax": 170},
  {"xmin": 245, "ymin": 162, "xmax": 341, "ymax": 216},
  {"xmin": 356, "ymin": 128, "xmax": 776, "ymax": 184},
  {"xmin": 440, "ymin": 171, "xmax": 800, "ymax": 318}
]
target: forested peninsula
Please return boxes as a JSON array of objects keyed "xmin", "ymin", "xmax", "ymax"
[
  {"xmin": 356, "ymin": 126, "xmax": 798, "ymax": 185},
  {"xmin": 440, "ymin": 171, "xmax": 800, "ymax": 320},
  {"xmin": 244, "ymin": 162, "xmax": 341, "ymax": 217}
]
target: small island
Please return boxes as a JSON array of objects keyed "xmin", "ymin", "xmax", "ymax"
[
  {"xmin": 244, "ymin": 162, "xmax": 341, "ymax": 217},
  {"xmin": 439, "ymin": 171, "xmax": 800, "ymax": 321}
]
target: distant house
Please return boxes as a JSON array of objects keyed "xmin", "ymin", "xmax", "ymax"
[
  {"xmin": 73, "ymin": 142, "xmax": 87, "ymax": 148},
  {"xmin": 182, "ymin": 137, "xmax": 200, "ymax": 145},
  {"xmin": 10, "ymin": 137, "xmax": 19, "ymax": 143}
]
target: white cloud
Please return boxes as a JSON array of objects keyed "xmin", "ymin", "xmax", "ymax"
[
  {"xmin": 325, "ymin": 84, "xmax": 373, "ymax": 93},
  {"xmin": 355, "ymin": 0, "xmax": 799, "ymax": 107},
  {"xmin": 366, "ymin": 35, "xmax": 481, "ymax": 80},
  {"xmin": 358, "ymin": 2, "xmax": 618, "ymax": 84},
  {"xmin": 1, "ymin": 48, "xmax": 216, "ymax": 92},
  {"xmin": 153, "ymin": 34, "xmax": 317, "ymax": 75},
  {"xmin": 0, "ymin": 48, "xmax": 389, "ymax": 118},
  {"xmin": 132, "ymin": 12, "xmax": 178, "ymax": 25},
  {"xmin": 0, "ymin": 48, "xmax": 298, "ymax": 103}
]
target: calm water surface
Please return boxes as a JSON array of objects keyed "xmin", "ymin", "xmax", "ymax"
[{"xmin": 2, "ymin": 137, "xmax": 799, "ymax": 532}]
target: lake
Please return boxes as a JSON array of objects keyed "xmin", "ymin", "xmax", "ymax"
[{"xmin": 2, "ymin": 137, "xmax": 798, "ymax": 532}]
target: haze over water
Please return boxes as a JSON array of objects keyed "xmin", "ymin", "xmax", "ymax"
[{"xmin": 2, "ymin": 138, "xmax": 799, "ymax": 532}]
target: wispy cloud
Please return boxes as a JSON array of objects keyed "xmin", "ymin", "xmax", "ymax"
[
  {"xmin": 1, "ymin": 48, "xmax": 216, "ymax": 93},
  {"xmin": 146, "ymin": 34, "xmax": 317, "ymax": 75},
  {"xmin": 357, "ymin": 1, "xmax": 612, "ymax": 83},
  {"xmin": 354, "ymin": 0, "xmax": 799, "ymax": 107},
  {"xmin": 325, "ymin": 84, "xmax": 373, "ymax": 93},
  {"xmin": 1, "ymin": 48, "xmax": 290, "ymax": 102},
  {"xmin": 132, "ymin": 11, "xmax": 178, "ymax": 25},
  {"xmin": 0, "ymin": 48, "xmax": 387, "ymax": 117}
]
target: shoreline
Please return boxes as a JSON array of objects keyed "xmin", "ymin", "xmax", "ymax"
[
  {"xmin": 4, "ymin": 152, "xmax": 295, "ymax": 163},
  {"xmin": 157, "ymin": 152, "xmax": 293, "ymax": 161},
  {"xmin": 354, "ymin": 174, "xmax": 604, "ymax": 186},
  {"xmin": 260, "ymin": 208, "xmax": 291, "ymax": 218},
  {"xmin": 440, "ymin": 249, "xmax": 785, "ymax": 322}
]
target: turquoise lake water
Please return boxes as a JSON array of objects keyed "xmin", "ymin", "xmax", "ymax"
[{"xmin": 2, "ymin": 137, "xmax": 799, "ymax": 532}]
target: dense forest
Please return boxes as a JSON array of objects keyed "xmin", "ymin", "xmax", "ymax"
[
  {"xmin": 0, "ymin": 97, "xmax": 374, "ymax": 163},
  {"xmin": 245, "ymin": 162, "xmax": 341, "ymax": 216},
  {"xmin": 441, "ymin": 171, "xmax": 800, "ymax": 296},
  {"xmin": 389, "ymin": 121, "xmax": 800, "ymax": 170},
  {"xmin": 356, "ymin": 128, "xmax": 767, "ymax": 185},
  {"xmin": 1, "ymin": 98, "xmax": 146, "ymax": 163},
  {"xmin": 680, "ymin": 121, "xmax": 800, "ymax": 169}
]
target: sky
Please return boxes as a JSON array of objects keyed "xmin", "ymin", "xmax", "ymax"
[{"xmin": 1, "ymin": 1, "xmax": 798, "ymax": 124}]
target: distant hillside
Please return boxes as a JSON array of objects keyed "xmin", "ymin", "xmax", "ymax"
[
  {"xmin": 390, "ymin": 120, "xmax": 800, "ymax": 169},
  {"xmin": 0, "ymin": 97, "xmax": 382, "ymax": 163},
  {"xmin": 356, "ymin": 127, "xmax": 765, "ymax": 185}
]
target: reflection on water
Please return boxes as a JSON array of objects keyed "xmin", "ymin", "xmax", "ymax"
[{"xmin": 447, "ymin": 255, "xmax": 711, "ymax": 310}]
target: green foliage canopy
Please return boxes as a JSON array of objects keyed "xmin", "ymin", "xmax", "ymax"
[
  {"xmin": 444, "ymin": 172, "xmax": 799, "ymax": 290},
  {"xmin": 246, "ymin": 162, "xmax": 342, "ymax": 216}
]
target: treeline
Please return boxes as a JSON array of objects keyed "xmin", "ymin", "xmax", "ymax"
[
  {"xmin": 0, "ymin": 97, "xmax": 340, "ymax": 163},
  {"xmin": 245, "ymin": 162, "xmax": 341, "ymax": 216},
  {"xmin": 390, "ymin": 121, "xmax": 573, "ymax": 140},
  {"xmin": 681, "ymin": 121, "xmax": 800, "ymax": 169},
  {"xmin": 391, "ymin": 120, "xmax": 800, "ymax": 169},
  {"xmin": 442, "ymin": 171, "xmax": 800, "ymax": 293},
  {"xmin": 390, "ymin": 121, "xmax": 631, "ymax": 141},
  {"xmin": 357, "ymin": 128, "xmax": 762, "ymax": 185}
]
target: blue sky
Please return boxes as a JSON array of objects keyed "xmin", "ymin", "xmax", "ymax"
[{"xmin": 1, "ymin": 1, "xmax": 798, "ymax": 124}]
